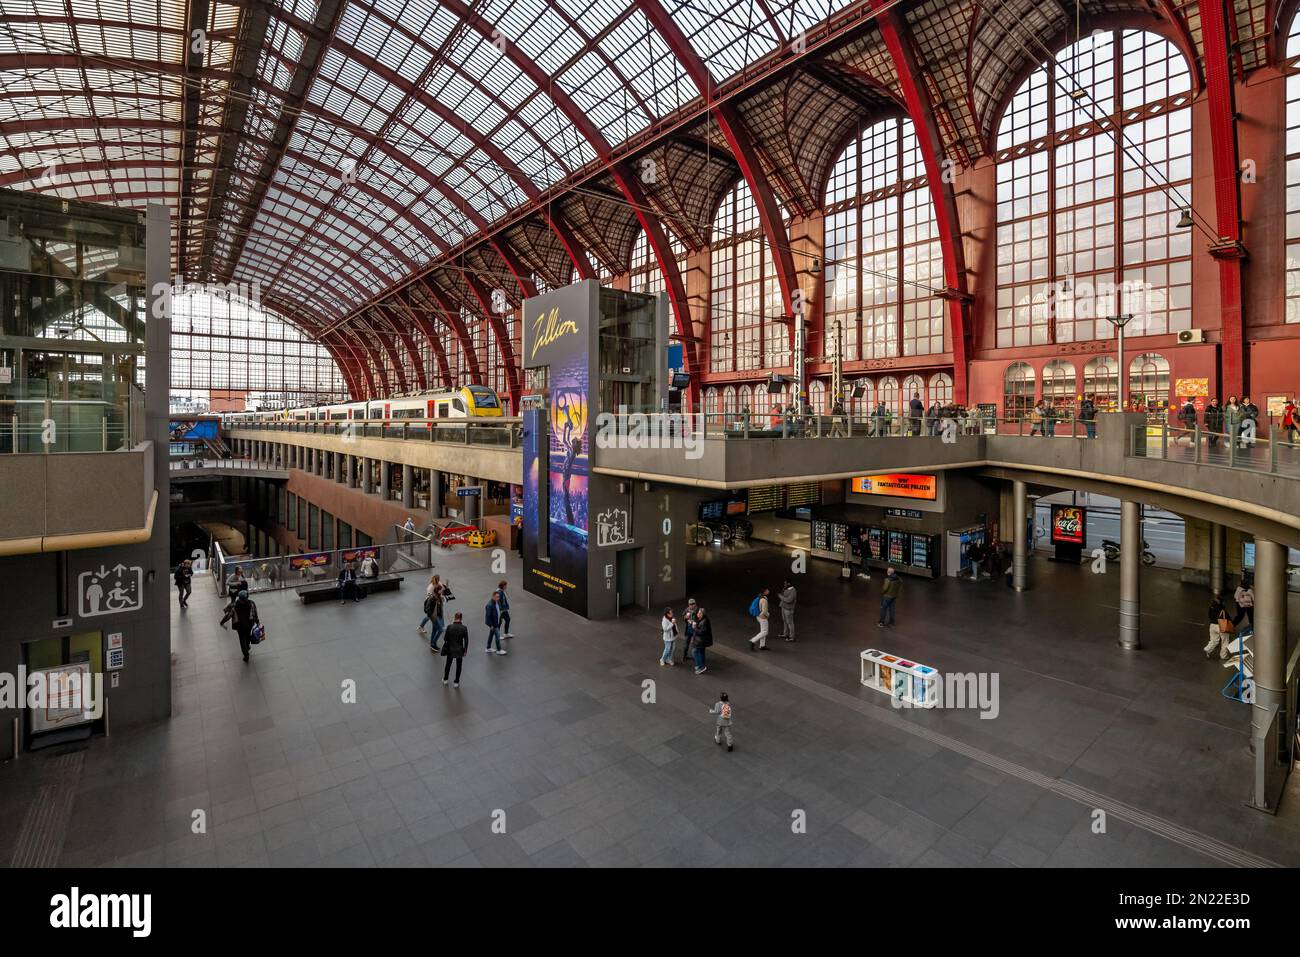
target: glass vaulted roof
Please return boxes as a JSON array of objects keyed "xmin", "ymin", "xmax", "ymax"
[{"xmin": 0, "ymin": 0, "xmax": 859, "ymax": 330}]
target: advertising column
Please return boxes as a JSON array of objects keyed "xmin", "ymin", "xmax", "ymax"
[{"xmin": 521, "ymin": 281, "xmax": 596, "ymax": 616}]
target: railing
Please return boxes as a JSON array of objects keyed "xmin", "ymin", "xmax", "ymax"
[
  {"xmin": 598, "ymin": 411, "xmax": 1101, "ymax": 440},
  {"xmin": 1, "ymin": 381, "xmax": 146, "ymax": 454},
  {"xmin": 229, "ymin": 417, "xmax": 522, "ymax": 448},
  {"xmin": 210, "ymin": 527, "xmax": 436, "ymax": 598},
  {"xmin": 1132, "ymin": 423, "xmax": 1300, "ymax": 478},
  {"xmin": 170, "ymin": 456, "xmax": 285, "ymax": 471}
]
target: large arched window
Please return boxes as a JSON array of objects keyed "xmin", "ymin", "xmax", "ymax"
[
  {"xmin": 1285, "ymin": 18, "xmax": 1300, "ymax": 321},
  {"xmin": 902, "ymin": 373, "xmax": 925, "ymax": 411},
  {"xmin": 1042, "ymin": 359, "xmax": 1077, "ymax": 413},
  {"xmin": 1129, "ymin": 352, "xmax": 1170, "ymax": 408},
  {"xmin": 630, "ymin": 228, "xmax": 687, "ymax": 296},
  {"xmin": 704, "ymin": 386, "xmax": 720, "ymax": 416},
  {"xmin": 1083, "ymin": 355, "xmax": 1118, "ymax": 410},
  {"xmin": 809, "ymin": 379, "xmax": 827, "ymax": 412},
  {"xmin": 995, "ymin": 30, "xmax": 1192, "ymax": 346},
  {"xmin": 1003, "ymin": 361, "xmax": 1035, "ymax": 419},
  {"xmin": 851, "ymin": 378, "xmax": 874, "ymax": 417},
  {"xmin": 877, "ymin": 376, "xmax": 900, "ymax": 414},
  {"xmin": 171, "ymin": 289, "xmax": 347, "ymax": 405},
  {"xmin": 825, "ymin": 117, "xmax": 945, "ymax": 360},
  {"xmin": 710, "ymin": 182, "xmax": 789, "ymax": 373},
  {"xmin": 929, "ymin": 373, "xmax": 953, "ymax": 407}
]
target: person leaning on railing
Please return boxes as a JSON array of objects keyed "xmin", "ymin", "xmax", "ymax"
[{"xmin": 1078, "ymin": 396, "xmax": 1097, "ymax": 439}]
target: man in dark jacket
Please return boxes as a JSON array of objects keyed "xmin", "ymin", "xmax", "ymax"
[
  {"xmin": 174, "ymin": 559, "xmax": 193, "ymax": 609},
  {"xmin": 440, "ymin": 612, "xmax": 469, "ymax": 687},
  {"xmin": 337, "ymin": 561, "xmax": 359, "ymax": 604},
  {"xmin": 484, "ymin": 591, "xmax": 505, "ymax": 655},
  {"xmin": 231, "ymin": 592, "xmax": 259, "ymax": 663},
  {"xmin": 690, "ymin": 608, "xmax": 712, "ymax": 675},
  {"xmin": 1178, "ymin": 399, "xmax": 1197, "ymax": 433},
  {"xmin": 908, "ymin": 393, "xmax": 924, "ymax": 436},
  {"xmin": 878, "ymin": 567, "xmax": 901, "ymax": 627},
  {"xmin": 1204, "ymin": 397, "xmax": 1223, "ymax": 447},
  {"xmin": 1240, "ymin": 395, "xmax": 1260, "ymax": 448},
  {"xmin": 1078, "ymin": 395, "xmax": 1097, "ymax": 439}
]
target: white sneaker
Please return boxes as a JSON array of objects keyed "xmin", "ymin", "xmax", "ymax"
[
  {"xmin": 442, "ymin": 678, "xmax": 448, "ymax": 685},
  {"xmin": 504, "ymin": 633, "xmax": 514, "ymax": 639},
  {"xmin": 496, "ymin": 649, "xmax": 508, "ymax": 656},
  {"xmin": 485, "ymin": 648, "xmax": 494, "ymax": 654}
]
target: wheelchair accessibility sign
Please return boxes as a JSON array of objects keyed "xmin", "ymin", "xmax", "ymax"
[{"xmin": 79, "ymin": 565, "xmax": 144, "ymax": 618}]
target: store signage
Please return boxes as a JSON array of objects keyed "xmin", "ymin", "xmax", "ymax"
[
  {"xmin": 1174, "ymin": 377, "xmax": 1209, "ymax": 398},
  {"xmin": 288, "ymin": 552, "xmax": 330, "ymax": 570},
  {"xmin": 886, "ymin": 508, "xmax": 924, "ymax": 520},
  {"xmin": 850, "ymin": 473, "xmax": 937, "ymax": 501},
  {"xmin": 1050, "ymin": 504, "xmax": 1086, "ymax": 546}
]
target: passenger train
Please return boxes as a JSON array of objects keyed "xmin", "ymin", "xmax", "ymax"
[{"xmin": 223, "ymin": 385, "xmax": 506, "ymax": 425}]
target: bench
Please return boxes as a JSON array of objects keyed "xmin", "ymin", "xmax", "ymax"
[{"xmin": 296, "ymin": 573, "xmax": 404, "ymax": 605}]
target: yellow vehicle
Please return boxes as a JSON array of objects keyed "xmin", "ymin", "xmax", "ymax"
[{"xmin": 467, "ymin": 528, "xmax": 497, "ymax": 548}]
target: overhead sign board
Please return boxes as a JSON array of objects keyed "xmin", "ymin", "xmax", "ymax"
[{"xmin": 850, "ymin": 474, "xmax": 937, "ymax": 501}]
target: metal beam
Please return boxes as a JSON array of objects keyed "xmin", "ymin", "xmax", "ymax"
[{"xmin": 868, "ymin": 4, "xmax": 973, "ymax": 403}]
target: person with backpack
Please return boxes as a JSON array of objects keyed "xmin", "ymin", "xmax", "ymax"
[
  {"xmin": 878, "ymin": 567, "xmax": 901, "ymax": 627},
  {"xmin": 497, "ymin": 580, "xmax": 513, "ymax": 639},
  {"xmin": 231, "ymin": 591, "xmax": 260, "ymax": 663},
  {"xmin": 747, "ymin": 587, "xmax": 770, "ymax": 651},
  {"xmin": 708, "ymin": 692, "xmax": 734, "ymax": 752},
  {"xmin": 174, "ymin": 559, "xmax": 192, "ymax": 610},
  {"xmin": 419, "ymin": 574, "xmax": 445, "ymax": 650},
  {"xmin": 1078, "ymin": 395, "xmax": 1097, "ymax": 439},
  {"xmin": 659, "ymin": 607, "xmax": 677, "ymax": 667},
  {"xmin": 690, "ymin": 608, "xmax": 712, "ymax": 674},
  {"xmin": 440, "ymin": 611, "xmax": 468, "ymax": 687},
  {"xmin": 484, "ymin": 590, "xmax": 506, "ymax": 655},
  {"xmin": 777, "ymin": 579, "xmax": 797, "ymax": 642},
  {"xmin": 1204, "ymin": 595, "xmax": 1233, "ymax": 660}
]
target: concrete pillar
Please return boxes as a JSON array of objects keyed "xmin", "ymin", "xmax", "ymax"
[
  {"xmin": 362, "ymin": 457, "xmax": 374, "ymax": 494},
  {"xmin": 380, "ymin": 461, "xmax": 391, "ymax": 501},
  {"xmin": 430, "ymin": 470, "xmax": 443, "ymax": 518},
  {"xmin": 464, "ymin": 484, "xmax": 480, "ymax": 525},
  {"xmin": 1253, "ymin": 539, "xmax": 1287, "ymax": 726},
  {"xmin": 401, "ymin": 463, "xmax": 414, "ymax": 508},
  {"xmin": 346, "ymin": 454, "xmax": 356, "ymax": 489},
  {"xmin": 1209, "ymin": 522, "xmax": 1226, "ymax": 597},
  {"xmin": 1119, "ymin": 500, "xmax": 1142, "ymax": 650},
  {"xmin": 1011, "ymin": 480, "xmax": 1028, "ymax": 591}
]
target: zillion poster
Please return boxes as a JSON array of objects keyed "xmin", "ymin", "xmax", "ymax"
[{"xmin": 522, "ymin": 281, "xmax": 595, "ymax": 616}]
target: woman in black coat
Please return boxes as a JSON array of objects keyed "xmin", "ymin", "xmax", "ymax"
[
  {"xmin": 440, "ymin": 611, "xmax": 469, "ymax": 687},
  {"xmin": 231, "ymin": 592, "xmax": 259, "ymax": 663}
]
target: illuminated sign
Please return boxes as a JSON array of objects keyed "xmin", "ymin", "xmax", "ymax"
[
  {"xmin": 1050, "ymin": 504, "xmax": 1086, "ymax": 546},
  {"xmin": 850, "ymin": 473, "xmax": 937, "ymax": 501}
]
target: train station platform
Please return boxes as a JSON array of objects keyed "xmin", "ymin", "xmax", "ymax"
[{"xmin": 2, "ymin": 541, "xmax": 1297, "ymax": 868}]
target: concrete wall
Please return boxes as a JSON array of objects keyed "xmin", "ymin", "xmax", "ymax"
[
  {"xmin": 0, "ymin": 444, "xmax": 152, "ymax": 542},
  {"xmin": 226, "ymin": 429, "xmax": 519, "ymax": 485}
]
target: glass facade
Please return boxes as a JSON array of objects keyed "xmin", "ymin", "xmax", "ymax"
[
  {"xmin": 710, "ymin": 182, "xmax": 788, "ymax": 373},
  {"xmin": 995, "ymin": 30, "xmax": 1192, "ymax": 347}
]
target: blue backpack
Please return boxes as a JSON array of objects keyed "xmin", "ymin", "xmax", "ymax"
[{"xmin": 748, "ymin": 595, "xmax": 762, "ymax": 617}]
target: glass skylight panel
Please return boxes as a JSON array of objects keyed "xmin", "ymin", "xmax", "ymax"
[
  {"xmin": 666, "ymin": 0, "xmax": 779, "ymax": 81},
  {"xmin": 602, "ymin": 12, "xmax": 695, "ymax": 116},
  {"xmin": 485, "ymin": 0, "xmax": 580, "ymax": 77}
]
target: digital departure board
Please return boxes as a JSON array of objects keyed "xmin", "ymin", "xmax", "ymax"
[{"xmin": 746, "ymin": 485, "xmax": 782, "ymax": 513}]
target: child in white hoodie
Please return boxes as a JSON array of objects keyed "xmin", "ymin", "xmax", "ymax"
[{"xmin": 709, "ymin": 692, "xmax": 734, "ymax": 752}]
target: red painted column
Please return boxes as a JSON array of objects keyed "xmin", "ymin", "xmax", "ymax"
[{"xmin": 1200, "ymin": 0, "xmax": 1247, "ymax": 397}]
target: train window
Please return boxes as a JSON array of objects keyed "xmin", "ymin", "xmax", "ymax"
[
  {"xmin": 437, "ymin": 403, "xmax": 449, "ymax": 418},
  {"xmin": 468, "ymin": 387, "xmax": 499, "ymax": 408},
  {"xmin": 453, "ymin": 398, "xmax": 465, "ymax": 414}
]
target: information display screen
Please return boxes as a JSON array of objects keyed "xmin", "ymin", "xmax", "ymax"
[
  {"xmin": 888, "ymin": 529, "xmax": 907, "ymax": 564},
  {"xmin": 699, "ymin": 501, "xmax": 724, "ymax": 521},
  {"xmin": 868, "ymin": 527, "xmax": 884, "ymax": 560},
  {"xmin": 746, "ymin": 485, "xmax": 782, "ymax": 513},
  {"xmin": 911, "ymin": 535, "xmax": 930, "ymax": 568}
]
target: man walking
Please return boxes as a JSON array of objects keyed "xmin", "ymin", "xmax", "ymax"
[
  {"xmin": 174, "ymin": 559, "xmax": 193, "ymax": 610},
  {"xmin": 484, "ymin": 590, "xmax": 506, "ymax": 655},
  {"xmin": 440, "ymin": 611, "xmax": 468, "ymax": 687},
  {"xmin": 878, "ymin": 566, "xmax": 901, "ymax": 627},
  {"xmin": 778, "ymin": 579, "xmax": 797, "ymax": 642},
  {"xmin": 748, "ymin": 587, "xmax": 770, "ymax": 651}
]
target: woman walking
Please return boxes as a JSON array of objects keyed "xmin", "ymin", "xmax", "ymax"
[
  {"xmin": 690, "ymin": 607, "xmax": 711, "ymax": 675},
  {"xmin": 419, "ymin": 574, "xmax": 445, "ymax": 651},
  {"xmin": 659, "ymin": 607, "xmax": 677, "ymax": 667}
]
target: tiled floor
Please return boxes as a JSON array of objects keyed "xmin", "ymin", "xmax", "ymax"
[{"xmin": 2, "ymin": 539, "xmax": 1298, "ymax": 867}]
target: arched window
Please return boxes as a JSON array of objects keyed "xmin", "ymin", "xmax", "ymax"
[
  {"xmin": 929, "ymin": 372, "xmax": 953, "ymax": 406},
  {"xmin": 704, "ymin": 386, "xmax": 720, "ymax": 415},
  {"xmin": 630, "ymin": 228, "xmax": 687, "ymax": 296},
  {"xmin": 1285, "ymin": 18, "xmax": 1300, "ymax": 321},
  {"xmin": 1129, "ymin": 352, "xmax": 1170, "ymax": 409},
  {"xmin": 1003, "ymin": 361, "xmax": 1036, "ymax": 419},
  {"xmin": 851, "ymin": 378, "xmax": 874, "ymax": 418},
  {"xmin": 995, "ymin": 31, "xmax": 1192, "ymax": 346},
  {"xmin": 902, "ymin": 374, "xmax": 925, "ymax": 411},
  {"xmin": 809, "ymin": 379, "xmax": 827, "ymax": 412},
  {"xmin": 878, "ymin": 376, "xmax": 900, "ymax": 414},
  {"xmin": 710, "ymin": 182, "xmax": 789, "ymax": 373},
  {"xmin": 722, "ymin": 385, "xmax": 737, "ymax": 414},
  {"xmin": 1083, "ymin": 356, "xmax": 1118, "ymax": 410},
  {"xmin": 825, "ymin": 117, "xmax": 945, "ymax": 360},
  {"xmin": 587, "ymin": 252, "xmax": 612, "ymax": 284},
  {"xmin": 1042, "ymin": 359, "xmax": 1077, "ymax": 413}
]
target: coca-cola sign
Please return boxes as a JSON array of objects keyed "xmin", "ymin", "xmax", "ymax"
[{"xmin": 1050, "ymin": 504, "xmax": 1086, "ymax": 546}]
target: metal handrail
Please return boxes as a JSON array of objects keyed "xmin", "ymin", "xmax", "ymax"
[{"xmin": 1131, "ymin": 422, "xmax": 1300, "ymax": 478}]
